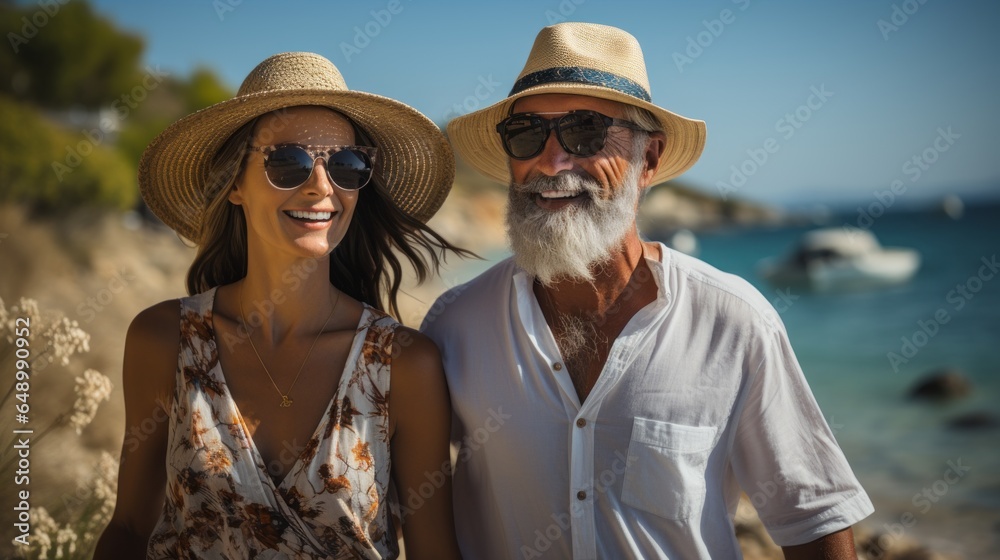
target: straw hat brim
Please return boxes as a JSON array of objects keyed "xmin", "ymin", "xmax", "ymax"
[
  {"xmin": 139, "ymin": 89, "xmax": 454, "ymax": 242},
  {"xmin": 447, "ymin": 82, "xmax": 706, "ymax": 186}
]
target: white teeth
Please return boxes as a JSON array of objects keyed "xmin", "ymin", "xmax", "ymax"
[
  {"xmin": 287, "ymin": 210, "xmax": 332, "ymax": 220},
  {"xmin": 539, "ymin": 190, "xmax": 582, "ymax": 199}
]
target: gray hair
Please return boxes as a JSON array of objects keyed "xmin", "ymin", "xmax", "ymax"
[
  {"xmin": 620, "ymin": 104, "xmax": 662, "ymax": 199},
  {"xmin": 621, "ymin": 104, "xmax": 662, "ymax": 134}
]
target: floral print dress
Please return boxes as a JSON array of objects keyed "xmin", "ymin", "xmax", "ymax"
[{"xmin": 147, "ymin": 287, "xmax": 399, "ymax": 559}]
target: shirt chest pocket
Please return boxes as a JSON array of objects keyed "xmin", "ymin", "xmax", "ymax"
[{"xmin": 621, "ymin": 417, "xmax": 718, "ymax": 521}]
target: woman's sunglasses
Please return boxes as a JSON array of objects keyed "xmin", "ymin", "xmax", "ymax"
[
  {"xmin": 495, "ymin": 110, "xmax": 645, "ymax": 160},
  {"xmin": 247, "ymin": 144, "xmax": 378, "ymax": 190}
]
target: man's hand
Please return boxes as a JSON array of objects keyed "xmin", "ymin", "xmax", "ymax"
[{"xmin": 782, "ymin": 527, "xmax": 858, "ymax": 560}]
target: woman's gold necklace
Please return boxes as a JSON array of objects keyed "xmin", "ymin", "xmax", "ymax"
[{"xmin": 239, "ymin": 282, "xmax": 340, "ymax": 408}]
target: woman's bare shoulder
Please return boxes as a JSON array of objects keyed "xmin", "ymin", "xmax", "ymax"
[
  {"xmin": 390, "ymin": 326, "xmax": 442, "ymax": 376},
  {"xmin": 123, "ymin": 300, "xmax": 183, "ymax": 404},
  {"xmin": 127, "ymin": 299, "xmax": 182, "ymax": 351}
]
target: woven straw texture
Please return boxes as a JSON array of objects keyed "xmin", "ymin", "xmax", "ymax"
[
  {"xmin": 447, "ymin": 23, "xmax": 706, "ymax": 186},
  {"xmin": 139, "ymin": 52, "xmax": 454, "ymax": 241}
]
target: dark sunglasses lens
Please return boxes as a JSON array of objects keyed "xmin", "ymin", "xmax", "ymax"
[
  {"xmin": 559, "ymin": 112, "xmax": 606, "ymax": 157},
  {"xmin": 326, "ymin": 149, "xmax": 373, "ymax": 190},
  {"xmin": 503, "ymin": 116, "xmax": 547, "ymax": 159},
  {"xmin": 265, "ymin": 146, "xmax": 314, "ymax": 189}
]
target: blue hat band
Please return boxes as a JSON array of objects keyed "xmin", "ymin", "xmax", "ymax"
[{"xmin": 509, "ymin": 66, "xmax": 651, "ymax": 103}]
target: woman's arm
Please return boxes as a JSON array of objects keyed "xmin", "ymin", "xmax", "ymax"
[
  {"xmin": 389, "ymin": 328, "xmax": 461, "ymax": 560},
  {"xmin": 93, "ymin": 301, "xmax": 179, "ymax": 559}
]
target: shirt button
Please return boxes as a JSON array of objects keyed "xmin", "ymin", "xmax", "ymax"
[
  {"xmin": 553, "ymin": 362, "xmax": 563, "ymax": 371},
  {"xmin": 577, "ymin": 490, "xmax": 587, "ymax": 500},
  {"xmin": 576, "ymin": 418, "xmax": 587, "ymax": 428}
]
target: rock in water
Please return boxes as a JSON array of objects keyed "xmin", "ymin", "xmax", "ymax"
[
  {"xmin": 907, "ymin": 368, "xmax": 972, "ymax": 402},
  {"xmin": 946, "ymin": 410, "xmax": 998, "ymax": 430}
]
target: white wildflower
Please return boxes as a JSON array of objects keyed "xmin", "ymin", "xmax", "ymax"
[
  {"xmin": 17, "ymin": 297, "xmax": 41, "ymax": 320},
  {"xmin": 20, "ymin": 506, "xmax": 59, "ymax": 558},
  {"xmin": 1, "ymin": 297, "xmax": 40, "ymax": 344},
  {"xmin": 54, "ymin": 526, "xmax": 77, "ymax": 558},
  {"xmin": 0, "ymin": 296, "xmax": 9, "ymax": 337},
  {"xmin": 69, "ymin": 369, "xmax": 113, "ymax": 435},
  {"xmin": 93, "ymin": 451, "xmax": 120, "ymax": 521},
  {"xmin": 44, "ymin": 316, "xmax": 91, "ymax": 367},
  {"xmin": 0, "ymin": 298, "xmax": 91, "ymax": 369}
]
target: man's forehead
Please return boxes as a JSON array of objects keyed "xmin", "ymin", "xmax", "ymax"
[{"xmin": 511, "ymin": 93, "xmax": 626, "ymax": 116}]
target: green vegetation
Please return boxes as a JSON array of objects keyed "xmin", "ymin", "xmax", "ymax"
[
  {"xmin": 0, "ymin": 1, "xmax": 144, "ymax": 109},
  {"xmin": 0, "ymin": 1, "xmax": 233, "ymax": 214},
  {"xmin": 0, "ymin": 95, "xmax": 137, "ymax": 211}
]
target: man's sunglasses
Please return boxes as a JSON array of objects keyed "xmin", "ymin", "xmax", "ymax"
[
  {"xmin": 495, "ymin": 110, "xmax": 645, "ymax": 160},
  {"xmin": 247, "ymin": 144, "xmax": 378, "ymax": 190}
]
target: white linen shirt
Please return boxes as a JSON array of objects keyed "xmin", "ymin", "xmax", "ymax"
[{"xmin": 422, "ymin": 245, "xmax": 873, "ymax": 559}]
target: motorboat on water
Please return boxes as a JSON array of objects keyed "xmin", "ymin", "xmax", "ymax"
[{"xmin": 757, "ymin": 228, "xmax": 920, "ymax": 291}]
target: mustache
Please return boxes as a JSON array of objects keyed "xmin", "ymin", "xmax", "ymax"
[{"xmin": 511, "ymin": 172, "xmax": 602, "ymax": 196}]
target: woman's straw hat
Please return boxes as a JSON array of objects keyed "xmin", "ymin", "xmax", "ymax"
[
  {"xmin": 139, "ymin": 52, "xmax": 454, "ymax": 241},
  {"xmin": 447, "ymin": 22, "xmax": 706, "ymax": 185}
]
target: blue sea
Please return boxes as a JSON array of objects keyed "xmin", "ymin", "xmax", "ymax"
[
  {"xmin": 448, "ymin": 201, "xmax": 1000, "ymax": 555},
  {"xmin": 689, "ymin": 202, "xmax": 1000, "ymax": 555}
]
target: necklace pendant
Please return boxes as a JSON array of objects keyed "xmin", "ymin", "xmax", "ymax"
[{"xmin": 279, "ymin": 395, "xmax": 293, "ymax": 407}]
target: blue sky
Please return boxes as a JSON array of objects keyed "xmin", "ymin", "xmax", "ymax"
[{"xmin": 87, "ymin": 0, "xmax": 999, "ymax": 209}]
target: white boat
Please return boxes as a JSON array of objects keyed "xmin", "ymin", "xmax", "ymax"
[
  {"xmin": 757, "ymin": 228, "xmax": 920, "ymax": 291},
  {"xmin": 666, "ymin": 229, "xmax": 699, "ymax": 256},
  {"xmin": 940, "ymin": 195, "xmax": 964, "ymax": 220}
]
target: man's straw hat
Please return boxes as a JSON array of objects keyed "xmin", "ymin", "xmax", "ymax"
[
  {"xmin": 447, "ymin": 22, "xmax": 706, "ymax": 185},
  {"xmin": 139, "ymin": 52, "xmax": 454, "ymax": 241}
]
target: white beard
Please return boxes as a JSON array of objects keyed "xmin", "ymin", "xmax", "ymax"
[{"xmin": 505, "ymin": 161, "xmax": 642, "ymax": 286}]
